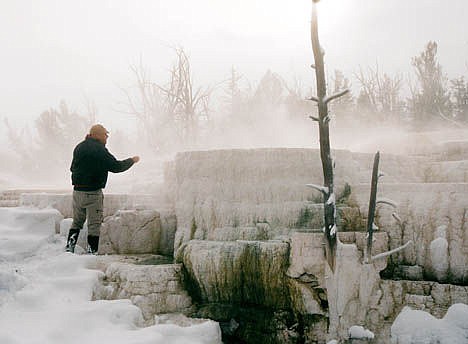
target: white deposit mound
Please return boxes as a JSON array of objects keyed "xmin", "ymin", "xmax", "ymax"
[
  {"xmin": 391, "ymin": 304, "xmax": 468, "ymax": 344},
  {"xmin": 0, "ymin": 207, "xmax": 221, "ymax": 344}
]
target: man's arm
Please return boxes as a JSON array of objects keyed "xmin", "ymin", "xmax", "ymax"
[{"xmin": 103, "ymin": 148, "xmax": 139, "ymax": 173}]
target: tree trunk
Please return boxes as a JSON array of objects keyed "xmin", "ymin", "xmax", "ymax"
[
  {"xmin": 366, "ymin": 151, "xmax": 380, "ymax": 262},
  {"xmin": 311, "ymin": 1, "xmax": 337, "ymax": 272}
]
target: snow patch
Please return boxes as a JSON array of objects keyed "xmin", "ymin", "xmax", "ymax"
[
  {"xmin": 348, "ymin": 325, "xmax": 374, "ymax": 339},
  {"xmin": 391, "ymin": 304, "xmax": 468, "ymax": 344}
]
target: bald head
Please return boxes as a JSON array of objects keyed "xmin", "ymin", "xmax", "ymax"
[{"xmin": 89, "ymin": 124, "xmax": 109, "ymax": 145}]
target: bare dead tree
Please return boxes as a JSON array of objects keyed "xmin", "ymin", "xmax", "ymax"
[
  {"xmin": 120, "ymin": 57, "xmax": 161, "ymax": 121},
  {"xmin": 119, "ymin": 57, "xmax": 173, "ymax": 152},
  {"xmin": 364, "ymin": 151, "xmax": 413, "ymax": 262},
  {"xmin": 355, "ymin": 64, "xmax": 403, "ymax": 122},
  {"xmin": 158, "ymin": 47, "xmax": 213, "ymax": 146},
  {"xmin": 356, "ymin": 66, "xmax": 378, "ymax": 113},
  {"xmin": 365, "ymin": 152, "xmax": 380, "ymax": 262},
  {"xmin": 119, "ymin": 48, "xmax": 214, "ymax": 152},
  {"xmin": 307, "ymin": 0, "xmax": 350, "ymax": 272}
]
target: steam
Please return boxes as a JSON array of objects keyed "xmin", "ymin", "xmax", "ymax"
[{"xmin": 1, "ymin": 98, "xmax": 468, "ymax": 194}]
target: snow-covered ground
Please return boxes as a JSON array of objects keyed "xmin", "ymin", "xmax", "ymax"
[{"xmin": 0, "ymin": 207, "xmax": 221, "ymax": 344}]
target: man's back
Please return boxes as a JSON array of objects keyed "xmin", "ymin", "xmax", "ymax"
[{"xmin": 70, "ymin": 137, "xmax": 133, "ymax": 191}]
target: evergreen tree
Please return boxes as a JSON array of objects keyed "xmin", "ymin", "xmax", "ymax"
[{"xmin": 410, "ymin": 41, "xmax": 451, "ymax": 127}]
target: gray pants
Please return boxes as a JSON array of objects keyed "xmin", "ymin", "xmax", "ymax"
[{"xmin": 70, "ymin": 189, "xmax": 104, "ymax": 237}]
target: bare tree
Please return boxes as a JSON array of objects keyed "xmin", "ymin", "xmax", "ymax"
[
  {"xmin": 365, "ymin": 151, "xmax": 413, "ymax": 263},
  {"xmin": 120, "ymin": 48, "xmax": 214, "ymax": 152},
  {"xmin": 158, "ymin": 48, "xmax": 213, "ymax": 148},
  {"xmin": 120, "ymin": 58, "xmax": 171, "ymax": 152},
  {"xmin": 307, "ymin": 0, "xmax": 350, "ymax": 272},
  {"xmin": 355, "ymin": 64, "xmax": 403, "ymax": 123}
]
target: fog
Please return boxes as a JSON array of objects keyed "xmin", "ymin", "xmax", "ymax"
[{"xmin": 1, "ymin": 0, "xmax": 468, "ymax": 191}]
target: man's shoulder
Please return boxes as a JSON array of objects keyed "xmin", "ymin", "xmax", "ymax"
[
  {"xmin": 74, "ymin": 138, "xmax": 103, "ymax": 153},
  {"xmin": 79, "ymin": 138, "xmax": 103, "ymax": 147}
]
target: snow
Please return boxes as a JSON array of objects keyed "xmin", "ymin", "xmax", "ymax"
[
  {"xmin": 391, "ymin": 304, "xmax": 468, "ymax": 344},
  {"xmin": 348, "ymin": 325, "xmax": 374, "ymax": 339},
  {"xmin": 0, "ymin": 207, "xmax": 221, "ymax": 344},
  {"xmin": 326, "ymin": 193, "xmax": 335, "ymax": 205}
]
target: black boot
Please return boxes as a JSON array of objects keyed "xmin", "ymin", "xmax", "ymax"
[
  {"xmin": 66, "ymin": 229, "xmax": 80, "ymax": 253},
  {"xmin": 87, "ymin": 235, "xmax": 99, "ymax": 255}
]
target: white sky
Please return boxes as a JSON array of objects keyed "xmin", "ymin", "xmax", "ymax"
[{"xmin": 1, "ymin": 0, "xmax": 467, "ymax": 131}]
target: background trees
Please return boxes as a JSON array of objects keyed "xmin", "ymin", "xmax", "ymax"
[
  {"xmin": 409, "ymin": 41, "xmax": 452, "ymax": 127},
  {"xmin": 3, "ymin": 40, "xmax": 468, "ymax": 185},
  {"xmin": 330, "ymin": 69, "xmax": 354, "ymax": 125},
  {"xmin": 117, "ymin": 40, "xmax": 467, "ymax": 155},
  {"xmin": 122, "ymin": 48, "xmax": 213, "ymax": 153},
  {"xmin": 4, "ymin": 100, "xmax": 94, "ymax": 181},
  {"xmin": 355, "ymin": 65, "xmax": 404, "ymax": 124}
]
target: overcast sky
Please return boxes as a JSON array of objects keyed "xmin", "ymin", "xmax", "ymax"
[{"xmin": 1, "ymin": 0, "xmax": 467, "ymax": 131}]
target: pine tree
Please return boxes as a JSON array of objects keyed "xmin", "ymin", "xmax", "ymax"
[{"xmin": 410, "ymin": 41, "xmax": 451, "ymax": 127}]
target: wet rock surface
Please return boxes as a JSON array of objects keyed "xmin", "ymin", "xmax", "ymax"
[
  {"xmin": 99, "ymin": 210, "xmax": 162, "ymax": 255},
  {"xmin": 92, "ymin": 257, "xmax": 193, "ymax": 325}
]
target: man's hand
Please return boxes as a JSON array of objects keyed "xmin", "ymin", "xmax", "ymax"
[{"xmin": 132, "ymin": 156, "xmax": 140, "ymax": 163}]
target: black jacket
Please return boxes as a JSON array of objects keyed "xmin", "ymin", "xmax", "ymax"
[{"xmin": 70, "ymin": 137, "xmax": 134, "ymax": 191}]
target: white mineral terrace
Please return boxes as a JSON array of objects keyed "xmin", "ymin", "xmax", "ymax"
[{"xmin": 1, "ymin": 143, "xmax": 468, "ymax": 343}]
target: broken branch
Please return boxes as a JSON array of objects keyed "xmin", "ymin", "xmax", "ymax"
[
  {"xmin": 323, "ymin": 89, "xmax": 350, "ymax": 105},
  {"xmin": 371, "ymin": 240, "xmax": 413, "ymax": 261},
  {"xmin": 306, "ymin": 184, "xmax": 329, "ymax": 195},
  {"xmin": 376, "ymin": 198, "xmax": 398, "ymax": 208}
]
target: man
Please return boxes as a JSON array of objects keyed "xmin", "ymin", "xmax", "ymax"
[{"xmin": 66, "ymin": 124, "xmax": 140, "ymax": 254}]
